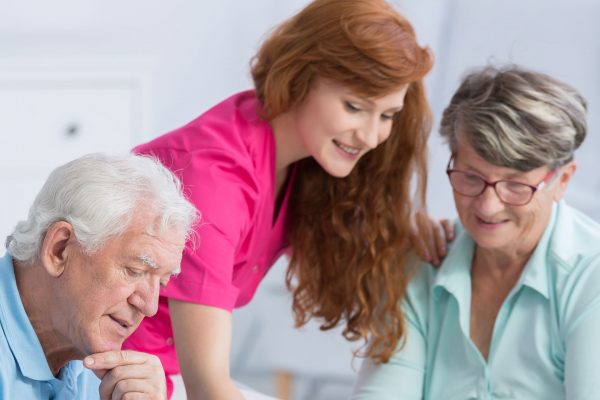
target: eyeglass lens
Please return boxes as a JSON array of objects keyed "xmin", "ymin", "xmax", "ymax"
[{"xmin": 449, "ymin": 171, "xmax": 534, "ymax": 205}]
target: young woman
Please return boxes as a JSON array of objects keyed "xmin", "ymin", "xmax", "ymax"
[{"xmin": 124, "ymin": 0, "xmax": 437, "ymax": 398}]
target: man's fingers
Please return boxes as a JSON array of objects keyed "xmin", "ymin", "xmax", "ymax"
[
  {"xmin": 99, "ymin": 367, "xmax": 152, "ymax": 400},
  {"xmin": 85, "ymin": 350, "xmax": 165, "ymax": 400},
  {"xmin": 85, "ymin": 350, "xmax": 154, "ymax": 370},
  {"xmin": 98, "ymin": 364, "xmax": 164, "ymax": 400},
  {"xmin": 111, "ymin": 379, "xmax": 154, "ymax": 400}
]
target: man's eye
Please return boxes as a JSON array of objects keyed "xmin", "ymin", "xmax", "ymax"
[
  {"xmin": 126, "ymin": 268, "xmax": 144, "ymax": 278},
  {"xmin": 344, "ymin": 101, "xmax": 361, "ymax": 113}
]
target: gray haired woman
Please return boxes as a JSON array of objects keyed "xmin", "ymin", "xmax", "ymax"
[{"xmin": 352, "ymin": 66, "xmax": 600, "ymax": 400}]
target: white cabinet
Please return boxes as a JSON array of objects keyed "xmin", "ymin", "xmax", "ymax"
[
  {"xmin": 0, "ymin": 58, "xmax": 149, "ymax": 253},
  {"xmin": 0, "ymin": 86, "xmax": 135, "ymax": 168}
]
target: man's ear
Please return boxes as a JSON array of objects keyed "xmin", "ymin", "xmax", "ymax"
[
  {"xmin": 40, "ymin": 221, "xmax": 75, "ymax": 277},
  {"xmin": 552, "ymin": 161, "xmax": 577, "ymax": 201}
]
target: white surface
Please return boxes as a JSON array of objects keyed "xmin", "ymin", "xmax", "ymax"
[{"xmin": 171, "ymin": 374, "xmax": 280, "ymax": 400}]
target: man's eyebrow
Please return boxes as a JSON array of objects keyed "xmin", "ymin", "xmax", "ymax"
[
  {"xmin": 137, "ymin": 254, "xmax": 181, "ymax": 275},
  {"xmin": 137, "ymin": 254, "xmax": 159, "ymax": 269}
]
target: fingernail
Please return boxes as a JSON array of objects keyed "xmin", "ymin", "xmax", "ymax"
[
  {"xmin": 84, "ymin": 357, "xmax": 94, "ymax": 366},
  {"xmin": 424, "ymin": 250, "xmax": 431, "ymax": 260}
]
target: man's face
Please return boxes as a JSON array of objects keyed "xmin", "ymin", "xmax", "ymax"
[{"xmin": 54, "ymin": 212, "xmax": 185, "ymax": 357}]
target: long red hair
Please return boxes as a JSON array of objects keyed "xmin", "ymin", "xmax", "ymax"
[{"xmin": 251, "ymin": 0, "xmax": 433, "ymax": 362}]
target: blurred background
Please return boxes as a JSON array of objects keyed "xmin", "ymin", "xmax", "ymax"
[{"xmin": 1, "ymin": 0, "xmax": 598, "ymax": 398}]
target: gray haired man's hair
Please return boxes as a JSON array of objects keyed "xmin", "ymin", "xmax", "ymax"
[
  {"xmin": 440, "ymin": 65, "xmax": 587, "ymax": 171},
  {"xmin": 6, "ymin": 153, "xmax": 198, "ymax": 263}
]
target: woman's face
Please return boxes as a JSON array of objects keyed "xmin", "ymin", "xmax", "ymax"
[
  {"xmin": 292, "ymin": 77, "xmax": 409, "ymax": 177},
  {"xmin": 452, "ymin": 137, "xmax": 572, "ymax": 256}
]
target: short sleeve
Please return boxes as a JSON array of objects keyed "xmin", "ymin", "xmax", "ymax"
[{"xmin": 135, "ymin": 145, "xmax": 258, "ymax": 311}]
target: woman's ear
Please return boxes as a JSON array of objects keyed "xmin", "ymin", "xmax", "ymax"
[
  {"xmin": 552, "ymin": 161, "xmax": 577, "ymax": 201},
  {"xmin": 40, "ymin": 221, "xmax": 75, "ymax": 277}
]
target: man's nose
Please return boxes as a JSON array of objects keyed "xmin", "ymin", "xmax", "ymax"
[{"xmin": 129, "ymin": 275, "xmax": 161, "ymax": 317}]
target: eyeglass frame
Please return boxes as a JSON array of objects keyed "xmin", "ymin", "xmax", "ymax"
[{"xmin": 445, "ymin": 155, "xmax": 558, "ymax": 206}]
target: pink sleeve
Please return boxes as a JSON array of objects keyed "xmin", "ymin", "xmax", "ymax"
[{"xmin": 136, "ymin": 145, "xmax": 257, "ymax": 311}]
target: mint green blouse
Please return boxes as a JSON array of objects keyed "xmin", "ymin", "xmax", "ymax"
[{"xmin": 352, "ymin": 201, "xmax": 600, "ymax": 400}]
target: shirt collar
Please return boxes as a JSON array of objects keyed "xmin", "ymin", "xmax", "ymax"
[
  {"xmin": 0, "ymin": 253, "xmax": 55, "ymax": 381},
  {"xmin": 431, "ymin": 223, "xmax": 474, "ymax": 330},
  {"xmin": 515, "ymin": 202, "xmax": 559, "ymax": 299},
  {"xmin": 432, "ymin": 223, "xmax": 474, "ymax": 296}
]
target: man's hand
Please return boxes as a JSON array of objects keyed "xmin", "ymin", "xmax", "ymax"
[{"xmin": 84, "ymin": 350, "xmax": 166, "ymax": 400}]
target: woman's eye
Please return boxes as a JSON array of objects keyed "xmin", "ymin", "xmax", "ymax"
[
  {"xmin": 344, "ymin": 101, "xmax": 361, "ymax": 113},
  {"xmin": 381, "ymin": 113, "xmax": 396, "ymax": 121}
]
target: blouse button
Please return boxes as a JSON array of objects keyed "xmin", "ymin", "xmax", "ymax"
[
  {"xmin": 252, "ymin": 265, "xmax": 259, "ymax": 273},
  {"xmin": 166, "ymin": 337, "xmax": 174, "ymax": 346}
]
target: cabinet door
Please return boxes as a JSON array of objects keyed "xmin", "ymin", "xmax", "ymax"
[
  {"xmin": 0, "ymin": 85, "xmax": 135, "ymax": 168},
  {"xmin": 0, "ymin": 78, "xmax": 140, "ymax": 254}
]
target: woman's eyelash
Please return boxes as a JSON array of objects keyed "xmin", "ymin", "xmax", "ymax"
[{"xmin": 344, "ymin": 101, "xmax": 361, "ymax": 112}]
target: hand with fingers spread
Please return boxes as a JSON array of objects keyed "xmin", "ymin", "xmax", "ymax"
[
  {"xmin": 85, "ymin": 350, "xmax": 166, "ymax": 400},
  {"xmin": 410, "ymin": 211, "xmax": 454, "ymax": 267}
]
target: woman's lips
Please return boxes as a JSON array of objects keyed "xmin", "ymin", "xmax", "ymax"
[
  {"xmin": 333, "ymin": 139, "xmax": 361, "ymax": 159},
  {"xmin": 475, "ymin": 216, "xmax": 508, "ymax": 229}
]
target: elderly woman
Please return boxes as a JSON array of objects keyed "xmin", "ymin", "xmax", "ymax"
[{"xmin": 352, "ymin": 66, "xmax": 600, "ymax": 400}]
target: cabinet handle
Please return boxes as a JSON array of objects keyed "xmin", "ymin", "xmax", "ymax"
[{"xmin": 65, "ymin": 123, "xmax": 80, "ymax": 138}]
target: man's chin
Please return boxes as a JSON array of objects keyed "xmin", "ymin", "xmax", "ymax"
[{"xmin": 87, "ymin": 339, "xmax": 124, "ymax": 356}]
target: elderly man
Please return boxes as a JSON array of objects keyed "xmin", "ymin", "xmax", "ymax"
[{"xmin": 0, "ymin": 153, "xmax": 197, "ymax": 399}]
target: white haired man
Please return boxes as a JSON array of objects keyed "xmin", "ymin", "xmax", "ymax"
[{"xmin": 0, "ymin": 153, "xmax": 197, "ymax": 399}]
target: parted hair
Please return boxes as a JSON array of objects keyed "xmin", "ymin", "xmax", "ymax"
[
  {"xmin": 251, "ymin": 0, "xmax": 433, "ymax": 362},
  {"xmin": 440, "ymin": 65, "xmax": 587, "ymax": 171}
]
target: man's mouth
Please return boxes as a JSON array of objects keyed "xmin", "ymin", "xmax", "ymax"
[{"xmin": 109, "ymin": 315, "xmax": 133, "ymax": 334}]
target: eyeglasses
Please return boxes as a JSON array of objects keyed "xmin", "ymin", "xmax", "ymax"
[{"xmin": 446, "ymin": 156, "xmax": 557, "ymax": 206}]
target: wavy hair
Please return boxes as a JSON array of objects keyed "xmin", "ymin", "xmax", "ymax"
[{"xmin": 251, "ymin": 0, "xmax": 433, "ymax": 362}]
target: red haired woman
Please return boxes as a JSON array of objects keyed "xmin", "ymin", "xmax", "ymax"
[{"xmin": 124, "ymin": 0, "xmax": 443, "ymax": 398}]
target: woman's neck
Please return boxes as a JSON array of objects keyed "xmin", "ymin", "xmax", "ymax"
[
  {"xmin": 271, "ymin": 110, "xmax": 308, "ymax": 181},
  {"xmin": 472, "ymin": 245, "xmax": 534, "ymax": 281}
]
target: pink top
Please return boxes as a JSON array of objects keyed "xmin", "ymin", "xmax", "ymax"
[{"xmin": 123, "ymin": 91, "xmax": 293, "ymax": 394}]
